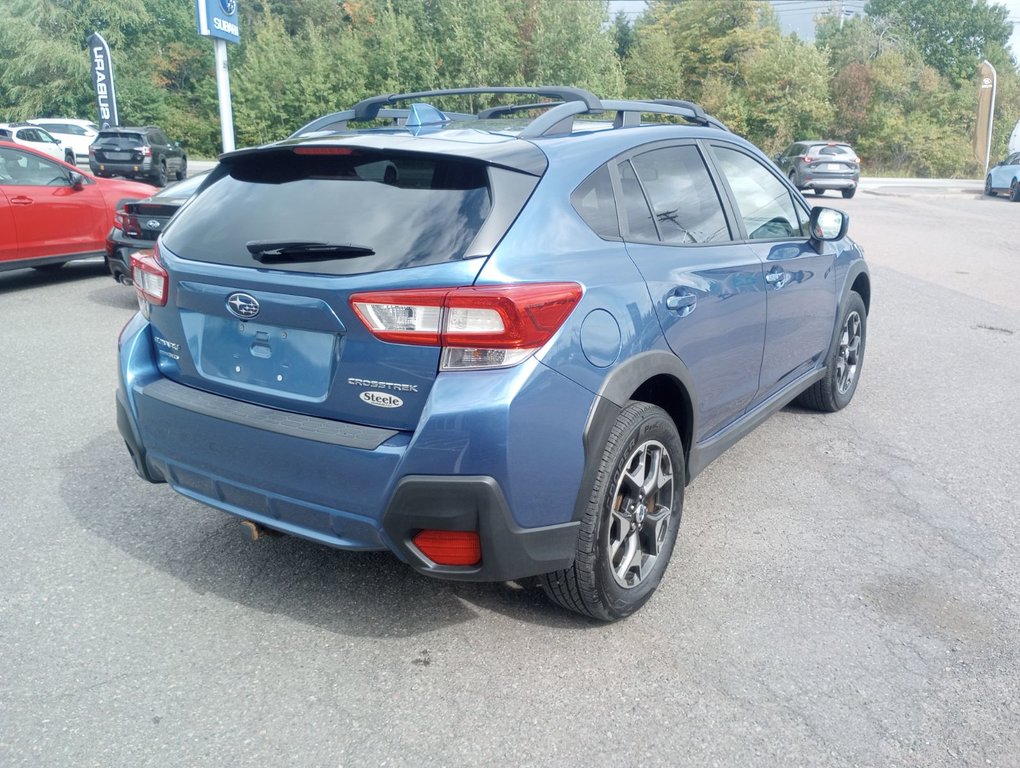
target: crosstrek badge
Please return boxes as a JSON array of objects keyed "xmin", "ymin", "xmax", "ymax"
[{"xmin": 360, "ymin": 391, "xmax": 404, "ymax": 408}]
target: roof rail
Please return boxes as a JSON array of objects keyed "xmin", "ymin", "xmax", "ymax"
[
  {"xmin": 289, "ymin": 86, "xmax": 727, "ymax": 140},
  {"xmin": 519, "ymin": 99, "xmax": 729, "ymax": 138},
  {"xmin": 290, "ymin": 86, "xmax": 601, "ymax": 137}
]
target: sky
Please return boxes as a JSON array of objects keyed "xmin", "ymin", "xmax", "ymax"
[{"xmin": 607, "ymin": 0, "xmax": 1020, "ymax": 59}]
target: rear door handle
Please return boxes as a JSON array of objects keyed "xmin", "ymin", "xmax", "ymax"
[
  {"xmin": 665, "ymin": 290, "xmax": 697, "ymax": 316},
  {"xmin": 10, "ymin": 196, "xmax": 33, "ymax": 206}
]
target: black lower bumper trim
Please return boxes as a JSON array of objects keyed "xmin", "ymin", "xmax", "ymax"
[
  {"xmin": 116, "ymin": 387, "xmax": 165, "ymax": 483},
  {"xmin": 382, "ymin": 476, "xmax": 579, "ymax": 583}
]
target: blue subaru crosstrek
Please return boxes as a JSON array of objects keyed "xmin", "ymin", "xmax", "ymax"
[{"xmin": 118, "ymin": 87, "xmax": 870, "ymax": 620}]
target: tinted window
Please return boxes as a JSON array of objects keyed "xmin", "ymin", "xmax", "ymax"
[
  {"xmin": 809, "ymin": 144, "xmax": 855, "ymax": 157},
  {"xmin": 163, "ymin": 150, "xmax": 494, "ymax": 276},
  {"xmin": 617, "ymin": 161, "xmax": 658, "ymax": 241},
  {"xmin": 711, "ymin": 146, "xmax": 808, "ymax": 240},
  {"xmin": 571, "ymin": 165, "xmax": 620, "ymax": 240},
  {"xmin": 631, "ymin": 146, "xmax": 730, "ymax": 244},
  {"xmin": 96, "ymin": 132, "xmax": 145, "ymax": 147}
]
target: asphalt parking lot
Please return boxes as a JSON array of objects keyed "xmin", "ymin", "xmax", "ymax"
[{"xmin": 1, "ymin": 183, "xmax": 1018, "ymax": 767}]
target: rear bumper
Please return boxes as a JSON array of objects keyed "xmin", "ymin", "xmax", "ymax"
[
  {"xmin": 799, "ymin": 174, "xmax": 859, "ymax": 190},
  {"xmin": 116, "ymin": 316, "xmax": 589, "ymax": 582},
  {"xmin": 91, "ymin": 159, "xmax": 153, "ymax": 176}
]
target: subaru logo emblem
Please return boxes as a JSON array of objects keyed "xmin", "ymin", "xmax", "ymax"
[
  {"xmin": 226, "ymin": 292, "xmax": 260, "ymax": 319},
  {"xmin": 219, "ymin": 0, "xmax": 237, "ymax": 15},
  {"xmin": 146, "ymin": 219, "xmax": 161, "ymax": 229}
]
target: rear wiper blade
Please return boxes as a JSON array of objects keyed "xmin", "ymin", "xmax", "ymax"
[{"xmin": 245, "ymin": 240, "xmax": 375, "ymax": 263}]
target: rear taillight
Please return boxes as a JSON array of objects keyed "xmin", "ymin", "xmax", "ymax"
[
  {"xmin": 113, "ymin": 212, "xmax": 142, "ymax": 236},
  {"xmin": 141, "ymin": 146, "xmax": 152, "ymax": 157},
  {"xmin": 131, "ymin": 245, "xmax": 168, "ymax": 317},
  {"xmin": 350, "ymin": 282, "xmax": 583, "ymax": 371},
  {"xmin": 803, "ymin": 155, "xmax": 814, "ymax": 163},
  {"xmin": 88, "ymin": 146, "xmax": 96, "ymax": 156}
]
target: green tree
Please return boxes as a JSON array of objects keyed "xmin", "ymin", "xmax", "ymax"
[{"xmin": 865, "ymin": 0, "xmax": 1012, "ymax": 81}]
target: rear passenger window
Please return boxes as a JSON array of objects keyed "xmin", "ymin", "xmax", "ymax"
[
  {"xmin": 571, "ymin": 165, "xmax": 620, "ymax": 240},
  {"xmin": 631, "ymin": 146, "xmax": 730, "ymax": 244},
  {"xmin": 711, "ymin": 146, "xmax": 808, "ymax": 240},
  {"xmin": 617, "ymin": 161, "xmax": 658, "ymax": 242}
]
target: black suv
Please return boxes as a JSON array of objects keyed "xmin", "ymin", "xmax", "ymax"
[{"xmin": 89, "ymin": 126, "xmax": 187, "ymax": 187}]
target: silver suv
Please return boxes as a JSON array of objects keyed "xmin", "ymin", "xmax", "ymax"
[{"xmin": 776, "ymin": 141, "xmax": 860, "ymax": 199}]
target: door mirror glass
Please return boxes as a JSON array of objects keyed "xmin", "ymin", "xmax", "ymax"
[
  {"xmin": 68, "ymin": 171, "xmax": 85, "ymax": 189},
  {"xmin": 809, "ymin": 206, "xmax": 848, "ymax": 241}
]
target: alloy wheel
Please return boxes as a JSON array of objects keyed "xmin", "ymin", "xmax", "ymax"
[
  {"xmin": 607, "ymin": 439, "xmax": 675, "ymax": 589},
  {"xmin": 836, "ymin": 310, "xmax": 862, "ymax": 395}
]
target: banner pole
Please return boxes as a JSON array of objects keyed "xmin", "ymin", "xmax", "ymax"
[
  {"xmin": 983, "ymin": 60, "xmax": 996, "ymax": 177},
  {"xmin": 214, "ymin": 37, "xmax": 235, "ymax": 153}
]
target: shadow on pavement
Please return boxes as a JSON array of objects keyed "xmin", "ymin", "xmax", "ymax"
[
  {"xmin": 0, "ymin": 260, "xmax": 108, "ymax": 295},
  {"xmin": 62, "ymin": 432, "xmax": 595, "ymax": 636}
]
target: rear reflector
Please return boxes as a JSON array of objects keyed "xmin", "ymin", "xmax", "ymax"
[{"xmin": 412, "ymin": 530, "xmax": 481, "ymax": 566}]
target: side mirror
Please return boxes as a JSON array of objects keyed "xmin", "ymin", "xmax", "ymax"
[
  {"xmin": 68, "ymin": 171, "xmax": 85, "ymax": 190},
  {"xmin": 174, "ymin": 141, "xmax": 182, "ymax": 148},
  {"xmin": 808, "ymin": 206, "xmax": 848, "ymax": 252}
]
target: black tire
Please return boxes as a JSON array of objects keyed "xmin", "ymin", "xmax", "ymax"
[
  {"xmin": 176, "ymin": 156, "xmax": 188, "ymax": 181},
  {"xmin": 64, "ymin": 150, "xmax": 76, "ymax": 165},
  {"xmin": 539, "ymin": 402, "xmax": 684, "ymax": 621},
  {"xmin": 1010, "ymin": 180, "xmax": 1020, "ymax": 202},
  {"xmin": 789, "ymin": 170, "xmax": 800, "ymax": 190},
  {"xmin": 153, "ymin": 161, "xmax": 167, "ymax": 187},
  {"xmin": 841, "ymin": 187, "xmax": 857, "ymax": 199},
  {"xmin": 796, "ymin": 291, "xmax": 867, "ymax": 413},
  {"xmin": 985, "ymin": 176, "xmax": 996, "ymax": 196},
  {"xmin": 813, "ymin": 189, "xmax": 826, "ymax": 196}
]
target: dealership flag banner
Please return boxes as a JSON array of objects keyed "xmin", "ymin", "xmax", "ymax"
[
  {"xmin": 975, "ymin": 60, "xmax": 996, "ymax": 173},
  {"xmin": 87, "ymin": 32, "xmax": 120, "ymax": 129}
]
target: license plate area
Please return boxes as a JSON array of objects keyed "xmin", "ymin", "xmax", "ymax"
[
  {"xmin": 186, "ymin": 312, "xmax": 337, "ymax": 400},
  {"xmin": 106, "ymin": 152, "xmax": 132, "ymax": 161}
]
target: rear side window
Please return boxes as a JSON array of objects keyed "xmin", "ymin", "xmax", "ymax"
[
  {"xmin": 162, "ymin": 149, "xmax": 498, "ymax": 275},
  {"xmin": 571, "ymin": 165, "xmax": 620, "ymax": 240}
]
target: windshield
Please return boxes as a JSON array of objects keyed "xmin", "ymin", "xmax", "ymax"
[{"xmin": 162, "ymin": 149, "xmax": 493, "ymax": 276}]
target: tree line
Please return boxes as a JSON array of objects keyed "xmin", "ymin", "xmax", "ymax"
[{"xmin": 1, "ymin": 0, "xmax": 1017, "ymax": 176}]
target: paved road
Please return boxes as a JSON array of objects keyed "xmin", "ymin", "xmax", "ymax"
[{"xmin": 1, "ymin": 187, "xmax": 1018, "ymax": 766}]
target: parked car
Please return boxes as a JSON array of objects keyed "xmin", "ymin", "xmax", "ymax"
[
  {"xmin": 28, "ymin": 118, "xmax": 99, "ymax": 162},
  {"xmin": 106, "ymin": 170, "xmax": 211, "ymax": 284},
  {"xmin": 0, "ymin": 140, "xmax": 156, "ymax": 272},
  {"xmin": 775, "ymin": 140, "xmax": 860, "ymax": 198},
  {"xmin": 117, "ymin": 87, "xmax": 870, "ymax": 621},
  {"xmin": 0, "ymin": 123, "xmax": 75, "ymax": 165},
  {"xmin": 89, "ymin": 126, "xmax": 187, "ymax": 187},
  {"xmin": 984, "ymin": 151, "xmax": 1020, "ymax": 200}
]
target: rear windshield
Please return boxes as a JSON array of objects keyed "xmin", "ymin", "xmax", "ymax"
[
  {"xmin": 809, "ymin": 144, "xmax": 855, "ymax": 157},
  {"xmin": 162, "ymin": 149, "xmax": 494, "ymax": 275},
  {"xmin": 95, "ymin": 132, "xmax": 145, "ymax": 147}
]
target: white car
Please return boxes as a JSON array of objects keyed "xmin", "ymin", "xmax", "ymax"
[
  {"xmin": 28, "ymin": 118, "xmax": 99, "ymax": 162},
  {"xmin": 0, "ymin": 123, "xmax": 74, "ymax": 164}
]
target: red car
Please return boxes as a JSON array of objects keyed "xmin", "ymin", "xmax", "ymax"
[{"xmin": 0, "ymin": 140, "xmax": 156, "ymax": 272}]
